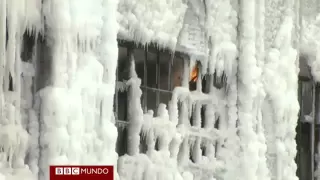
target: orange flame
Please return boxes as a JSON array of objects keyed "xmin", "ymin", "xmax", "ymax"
[{"xmin": 190, "ymin": 64, "xmax": 198, "ymax": 82}]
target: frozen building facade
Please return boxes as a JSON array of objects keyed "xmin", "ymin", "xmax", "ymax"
[{"xmin": 2, "ymin": 0, "xmax": 320, "ymax": 179}]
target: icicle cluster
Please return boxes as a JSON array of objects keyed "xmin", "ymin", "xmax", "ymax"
[
  {"xmin": 0, "ymin": 0, "xmax": 42, "ymax": 179},
  {"xmin": 300, "ymin": 15, "xmax": 320, "ymax": 82},
  {"xmin": 126, "ymin": 57, "xmax": 144, "ymax": 156},
  {"xmin": 204, "ymin": 0, "xmax": 237, "ymax": 79},
  {"xmin": 118, "ymin": 57, "xmax": 184, "ymax": 180},
  {"xmin": 263, "ymin": 10, "xmax": 299, "ymax": 180},
  {"xmin": 176, "ymin": 0, "xmax": 207, "ymax": 59},
  {"xmin": 237, "ymin": 0, "xmax": 263, "ymax": 179},
  {"xmin": 117, "ymin": 0, "xmax": 188, "ymax": 50},
  {"xmin": 38, "ymin": 0, "xmax": 120, "ymax": 179}
]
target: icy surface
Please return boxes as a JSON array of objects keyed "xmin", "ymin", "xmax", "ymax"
[
  {"xmin": 117, "ymin": 0, "xmax": 187, "ymax": 50},
  {"xmin": 263, "ymin": 10, "xmax": 299, "ymax": 180},
  {"xmin": 176, "ymin": 0, "xmax": 207, "ymax": 59},
  {"xmin": 0, "ymin": 0, "xmax": 39, "ymax": 179},
  {"xmin": 205, "ymin": 0, "xmax": 238, "ymax": 77},
  {"xmin": 237, "ymin": 0, "xmax": 269, "ymax": 179},
  {"xmin": 301, "ymin": 15, "xmax": 320, "ymax": 82},
  {"xmin": 39, "ymin": 0, "xmax": 120, "ymax": 179}
]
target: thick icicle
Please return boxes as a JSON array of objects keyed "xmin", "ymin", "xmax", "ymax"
[
  {"xmin": 237, "ymin": 0, "xmax": 261, "ymax": 179},
  {"xmin": 263, "ymin": 10, "xmax": 299, "ymax": 180}
]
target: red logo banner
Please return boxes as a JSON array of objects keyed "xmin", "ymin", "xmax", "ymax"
[{"xmin": 50, "ymin": 166, "xmax": 114, "ymax": 180}]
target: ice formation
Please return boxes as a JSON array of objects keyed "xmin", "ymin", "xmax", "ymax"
[
  {"xmin": 263, "ymin": 10, "xmax": 299, "ymax": 180},
  {"xmin": 0, "ymin": 0, "xmax": 310, "ymax": 179},
  {"xmin": 301, "ymin": 15, "xmax": 320, "ymax": 82},
  {"xmin": 237, "ymin": 0, "xmax": 265, "ymax": 179},
  {"xmin": 117, "ymin": 0, "xmax": 187, "ymax": 50},
  {"xmin": 38, "ymin": 0, "xmax": 119, "ymax": 179}
]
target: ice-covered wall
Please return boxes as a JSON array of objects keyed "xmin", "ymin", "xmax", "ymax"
[
  {"xmin": 115, "ymin": 0, "xmax": 299, "ymax": 179},
  {"xmin": 0, "ymin": 0, "xmax": 119, "ymax": 179},
  {"xmin": 0, "ymin": 0, "xmax": 41, "ymax": 179},
  {"xmin": 115, "ymin": 0, "xmax": 241, "ymax": 179},
  {"xmin": 37, "ymin": 0, "xmax": 119, "ymax": 179}
]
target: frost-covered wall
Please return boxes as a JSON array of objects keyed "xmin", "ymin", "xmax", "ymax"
[
  {"xmin": 1, "ymin": 0, "xmax": 120, "ymax": 180},
  {"xmin": 0, "ymin": 0, "xmax": 304, "ymax": 180},
  {"xmin": 0, "ymin": 0, "xmax": 40, "ymax": 179},
  {"xmin": 38, "ymin": 1, "xmax": 119, "ymax": 179}
]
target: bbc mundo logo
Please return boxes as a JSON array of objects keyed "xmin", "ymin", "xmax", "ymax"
[
  {"xmin": 55, "ymin": 167, "xmax": 109, "ymax": 175},
  {"xmin": 50, "ymin": 165, "xmax": 113, "ymax": 180}
]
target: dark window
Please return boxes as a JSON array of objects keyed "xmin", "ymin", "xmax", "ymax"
[
  {"xmin": 114, "ymin": 44, "xmax": 131, "ymax": 156},
  {"xmin": 296, "ymin": 79, "xmax": 314, "ymax": 180},
  {"xmin": 114, "ymin": 40, "xmax": 184, "ymax": 155},
  {"xmin": 114, "ymin": 41, "xmax": 183, "ymax": 117},
  {"xmin": 139, "ymin": 49, "xmax": 183, "ymax": 114},
  {"xmin": 8, "ymin": 73, "xmax": 13, "ymax": 91},
  {"xmin": 189, "ymin": 64, "xmax": 227, "ymax": 92},
  {"xmin": 116, "ymin": 125, "xmax": 128, "ymax": 156},
  {"xmin": 21, "ymin": 32, "xmax": 36, "ymax": 63}
]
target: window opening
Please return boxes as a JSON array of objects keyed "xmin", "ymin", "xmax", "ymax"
[
  {"xmin": 213, "ymin": 72, "xmax": 227, "ymax": 89},
  {"xmin": 190, "ymin": 105, "xmax": 195, "ymax": 126},
  {"xmin": 8, "ymin": 72, "xmax": 13, "ymax": 91},
  {"xmin": 115, "ymin": 41, "xmax": 183, "ymax": 115},
  {"xmin": 189, "ymin": 62, "xmax": 228, "ymax": 92},
  {"xmin": 189, "ymin": 144, "xmax": 196, "ymax": 163},
  {"xmin": 296, "ymin": 79, "xmax": 313, "ymax": 180},
  {"xmin": 139, "ymin": 132, "xmax": 148, "ymax": 154},
  {"xmin": 115, "ymin": 46, "xmax": 130, "ymax": 122},
  {"xmin": 201, "ymin": 105, "xmax": 205, "ymax": 128},
  {"xmin": 21, "ymin": 32, "xmax": 35, "ymax": 62},
  {"xmin": 114, "ymin": 40, "xmax": 184, "ymax": 156},
  {"xmin": 190, "ymin": 63, "xmax": 198, "ymax": 82},
  {"xmin": 155, "ymin": 137, "xmax": 160, "ymax": 151},
  {"xmin": 189, "ymin": 63, "xmax": 199, "ymax": 91},
  {"xmin": 201, "ymin": 146, "xmax": 207, "ymax": 156},
  {"xmin": 116, "ymin": 127, "xmax": 128, "ymax": 156}
]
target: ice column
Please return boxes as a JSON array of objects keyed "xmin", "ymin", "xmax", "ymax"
[
  {"xmin": 177, "ymin": 57, "xmax": 191, "ymax": 166},
  {"xmin": 263, "ymin": 11, "xmax": 299, "ymax": 180},
  {"xmin": 191, "ymin": 62, "xmax": 202, "ymax": 164},
  {"xmin": 237, "ymin": 0, "xmax": 261, "ymax": 179},
  {"xmin": 39, "ymin": 1, "xmax": 120, "ymax": 179},
  {"xmin": 254, "ymin": 0, "xmax": 270, "ymax": 179},
  {"xmin": 127, "ymin": 54, "xmax": 143, "ymax": 156}
]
